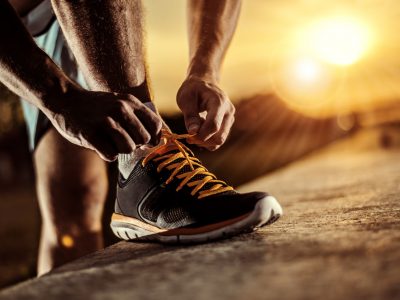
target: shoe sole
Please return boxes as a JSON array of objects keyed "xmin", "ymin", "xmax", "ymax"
[{"xmin": 110, "ymin": 195, "xmax": 282, "ymax": 244}]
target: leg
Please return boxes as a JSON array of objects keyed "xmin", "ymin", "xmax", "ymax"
[
  {"xmin": 34, "ymin": 128, "xmax": 108, "ymax": 275},
  {"xmin": 30, "ymin": 0, "xmax": 150, "ymax": 274},
  {"xmin": 51, "ymin": 0, "xmax": 151, "ymax": 99},
  {"xmin": 52, "ymin": 0, "xmax": 160, "ymax": 178}
]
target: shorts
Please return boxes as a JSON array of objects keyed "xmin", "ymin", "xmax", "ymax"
[{"xmin": 21, "ymin": 15, "xmax": 87, "ymax": 150}]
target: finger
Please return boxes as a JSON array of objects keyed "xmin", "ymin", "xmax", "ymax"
[
  {"xmin": 96, "ymin": 150, "xmax": 117, "ymax": 162},
  {"xmin": 197, "ymin": 98, "xmax": 225, "ymax": 142},
  {"xmin": 202, "ymin": 113, "xmax": 235, "ymax": 151},
  {"xmin": 182, "ymin": 105, "xmax": 202, "ymax": 135},
  {"xmin": 186, "ymin": 115, "xmax": 206, "ymax": 144},
  {"xmin": 89, "ymin": 132, "xmax": 119, "ymax": 162},
  {"xmin": 177, "ymin": 90, "xmax": 202, "ymax": 134},
  {"xmin": 114, "ymin": 95, "xmax": 161, "ymax": 146},
  {"xmin": 107, "ymin": 127, "xmax": 136, "ymax": 153},
  {"xmin": 119, "ymin": 112, "xmax": 151, "ymax": 146},
  {"xmin": 105, "ymin": 118, "xmax": 136, "ymax": 153},
  {"xmin": 133, "ymin": 103, "xmax": 163, "ymax": 145}
]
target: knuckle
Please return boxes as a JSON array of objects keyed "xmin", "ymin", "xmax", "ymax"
[
  {"xmin": 137, "ymin": 105, "xmax": 153, "ymax": 118},
  {"xmin": 119, "ymin": 100, "xmax": 131, "ymax": 114},
  {"xmin": 137, "ymin": 102, "xmax": 149, "ymax": 111},
  {"xmin": 126, "ymin": 94, "xmax": 138, "ymax": 102}
]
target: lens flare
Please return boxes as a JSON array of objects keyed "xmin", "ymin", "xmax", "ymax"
[
  {"xmin": 61, "ymin": 235, "xmax": 75, "ymax": 248},
  {"xmin": 292, "ymin": 58, "xmax": 321, "ymax": 83},
  {"xmin": 303, "ymin": 16, "xmax": 371, "ymax": 66},
  {"xmin": 270, "ymin": 55, "xmax": 341, "ymax": 115}
]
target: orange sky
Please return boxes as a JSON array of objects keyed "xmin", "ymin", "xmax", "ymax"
[{"xmin": 145, "ymin": 0, "xmax": 400, "ymax": 116}]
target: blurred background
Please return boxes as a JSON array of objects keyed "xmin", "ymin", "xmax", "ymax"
[{"xmin": 1, "ymin": 0, "xmax": 400, "ymax": 289}]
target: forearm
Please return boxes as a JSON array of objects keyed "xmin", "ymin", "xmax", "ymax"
[
  {"xmin": 187, "ymin": 0, "xmax": 241, "ymax": 82},
  {"xmin": 0, "ymin": 0, "xmax": 79, "ymax": 115}
]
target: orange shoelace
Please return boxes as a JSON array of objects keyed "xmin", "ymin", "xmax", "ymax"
[{"xmin": 142, "ymin": 129, "xmax": 233, "ymax": 199}]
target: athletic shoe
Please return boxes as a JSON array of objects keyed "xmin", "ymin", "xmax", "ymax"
[{"xmin": 111, "ymin": 130, "xmax": 282, "ymax": 244}]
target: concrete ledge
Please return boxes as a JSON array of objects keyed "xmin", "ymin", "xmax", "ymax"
[{"xmin": 1, "ymin": 127, "xmax": 400, "ymax": 300}]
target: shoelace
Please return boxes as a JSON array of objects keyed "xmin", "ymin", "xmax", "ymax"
[{"xmin": 142, "ymin": 129, "xmax": 233, "ymax": 199}]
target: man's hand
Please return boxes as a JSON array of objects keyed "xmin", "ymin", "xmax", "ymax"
[
  {"xmin": 178, "ymin": 0, "xmax": 241, "ymax": 150},
  {"xmin": 177, "ymin": 76, "xmax": 235, "ymax": 151},
  {"xmin": 45, "ymin": 89, "xmax": 162, "ymax": 161}
]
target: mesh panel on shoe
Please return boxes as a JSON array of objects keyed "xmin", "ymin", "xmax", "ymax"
[
  {"xmin": 160, "ymin": 207, "xmax": 192, "ymax": 226},
  {"xmin": 138, "ymin": 185, "xmax": 194, "ymax": 227},
  {"xmin": 119, "ymin": 161, "xmax": 153, "ymax": 187},
  {"xmin": 140, "ymin": 203, "xmax": 159, "ymax": 222},
  {"xmin": 139, "ymin": 187, "xmax": 164, "ymax": 222}
]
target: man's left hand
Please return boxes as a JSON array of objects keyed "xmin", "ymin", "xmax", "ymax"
[{"xmin": 177, "ymin": 76, "xmax": 235, "ymax": 151}]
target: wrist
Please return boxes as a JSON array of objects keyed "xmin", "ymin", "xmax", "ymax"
[
  {"xmin": 187, "ymin": 59, "xmax": 220, "ymax": 83},
  {"xmin": 28, "ymin": 55, "xmax": 82, "ymax": 117},
  {"xmin": 40, "ymin": 77, "xmax": 82, "ymax": 117}
]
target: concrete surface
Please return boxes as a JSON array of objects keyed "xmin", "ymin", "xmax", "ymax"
[{"xmin": 1, "ymin": 126, "xmax": 399, "ymax": 300}]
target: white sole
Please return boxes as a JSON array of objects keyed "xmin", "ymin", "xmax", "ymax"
[{"xmin": 110, "ymin": 196, "xmax": 282, "ymax": 244}]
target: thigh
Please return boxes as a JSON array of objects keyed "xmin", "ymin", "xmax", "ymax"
[{"xmin": 34, "ymin": 128, "xmax": 108, "ymax": 233}]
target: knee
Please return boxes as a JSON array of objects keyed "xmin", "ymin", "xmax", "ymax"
[
  {"xmin": 38, "ymin": 171, "xmax": 108, "ymax": 235},
  {"xmin": 34, "ymin": 129, "xmax": 109, "ymax": 245}
]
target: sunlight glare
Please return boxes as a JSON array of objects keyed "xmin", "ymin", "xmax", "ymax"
[
  {"xmin": 293, "ymin": 58, "xmax": 321, "ymax": 83},
  {"xmin": 304, "ymin": 17, "xmax": 371, "ymax": 66}
]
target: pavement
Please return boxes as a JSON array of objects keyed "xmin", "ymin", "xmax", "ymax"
[{"xmin": 0, "ymin": 125, "xmax": 399, "ymax": 300}]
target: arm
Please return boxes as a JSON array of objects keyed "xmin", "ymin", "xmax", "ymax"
[
  {"xmin": 0, "ymin": 0, "xmax": 76, "ymax": 115},
  {"xmin": 177, "ymin": 0, "xmax": 241, "ymax": 150},
  {"xmin": 0, "ymin": 0, "xmax": 160, "ymax": 161}
]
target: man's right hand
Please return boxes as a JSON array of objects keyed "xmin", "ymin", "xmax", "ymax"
[{"xmin": 44, "ymin": 89, "xmax": 162, "ymax": 161}]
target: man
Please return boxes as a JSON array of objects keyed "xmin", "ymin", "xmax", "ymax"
[{"xmin": 0, "ymin": 0, "xmax": 282, "ymax": 275}]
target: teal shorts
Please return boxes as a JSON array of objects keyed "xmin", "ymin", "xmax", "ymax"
[{"xmin": 21, "ymin": 19, "xmax": 87, "ymax": 150}]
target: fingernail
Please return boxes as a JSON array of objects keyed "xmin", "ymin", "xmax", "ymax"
[{"xmin": 188, "ymin": 124, "xmax": 199, "ymax": 134}]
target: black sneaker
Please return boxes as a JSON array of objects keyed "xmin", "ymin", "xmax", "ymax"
[{"xmin": 111, "ymin": 130, "xmax": 282, "ymax": 244}]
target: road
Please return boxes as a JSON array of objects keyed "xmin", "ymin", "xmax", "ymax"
[{"xmin": 1, "ymin": 125, "xmax": 399, "ymax": 300}]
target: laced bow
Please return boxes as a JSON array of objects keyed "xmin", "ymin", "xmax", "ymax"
[{"xmin": 142, "ymin": 129, "xmax": 233, "ymax": 199}]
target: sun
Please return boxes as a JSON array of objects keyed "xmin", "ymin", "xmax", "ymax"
[
  {"xmin": 292, "ymin": 58, "xmax": 321, "ymax": 83},
  {"xmin": 303, "ymin": 16, "xmax": 371, "ymax": 66}
]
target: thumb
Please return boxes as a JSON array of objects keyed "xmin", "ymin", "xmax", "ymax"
[
  {"xmin": 177, "ymin": 88, "xmax": 202, "ymax": 134},
  {"xmin": 184, "ymin": 112, "xmax": 202, "ymax": 134}
]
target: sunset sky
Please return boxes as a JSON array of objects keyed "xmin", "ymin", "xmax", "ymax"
[{"xmin": 145, "ymin": 0, "xmax": 400, "ymax": 116}]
